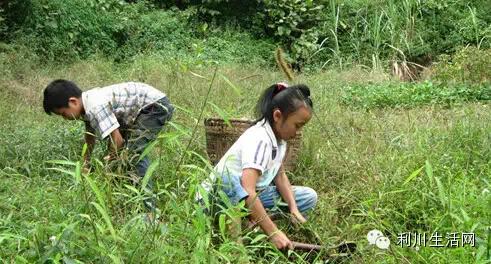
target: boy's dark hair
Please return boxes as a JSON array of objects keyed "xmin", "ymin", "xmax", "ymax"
[
  {"xmin": 43, "ymin": 79, "xmax": 82, "ymax": 115},
  {"xmin": 255, "ymin": 83, "xmax": 313, "ymax": 125}
]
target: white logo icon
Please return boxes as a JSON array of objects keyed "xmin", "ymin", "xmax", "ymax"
[
  {"xmin": 367, "ymin": 229, "xmax": 390, "ymax": 249},
  {"xmin": 375, "ymin": 236, "xmax": 390, "ymax": 249}
]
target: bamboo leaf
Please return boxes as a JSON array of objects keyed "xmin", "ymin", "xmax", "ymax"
[
  {"xmin": 219, "ymin": 74, "xmax": 241, "ymax": 96},
  {"xmin": 403, "ymin": 165, "xmax": 424, "ymax": 185},
  {"xmin": 91, "ymin": 202, "xmax": 116, "ymax": 239},
  {"xmin": 425, "ymin": 160, "xmax": 434, "ymax": 183},
  {"xmin": 218, "ymin": 214, "xmax": 227, "ymax": 240},
  {"xmin": 181, "ymin": 164, "xmax": 208, "ymax": 174},
  {"xmin": 74, "ymin": 161, "xmax": 81, "ymax": 184},
  {"xmin": 189, "ymin": 71, "xmax": 209, "ymax": 80},
  {"xmin": 250, "ymin": 234, "xmax": 268, "ymax": 244},
  {"xmin": 124, "ymin": 184, "xmax": 140, "ymax": 195},
  {"xmin": 138, "ymin": 140, "xmax": 158, "ymax": 162},
  {"xmin": 108, "ymin": 254, "xmax": 122, "ymax": 264},
  {"xmin": 81, "ymin": 143, "xmax": 88, "ymax": 160},
  {"xmin": 461, "ymin": 208, "xmax": 471, "ymax": 222},
  {"xmin": 78, "ymin": 214, "xmax": 92, "ymax": 221},
  {"xmin": 207, "ymin": 102, "xmax": 231, "ymax": 126},
  {"xmin": 46, "ymin": 167, "xmax": 75, "ymax": 177},
  {"xmin": 0, "ymin": 234, "xmax": 27, "ymax": 244},
  {"xmin": 46, "ymin": 160, "xmax": 77, "ymax": 166},
  {"xmin": 435, "ymin": 177, "xmax": 447, "ymax": 208},
  {"xmin": 141, "ymin": 160, "xmax": 159, "ymax": 192},
  {"xmin": 85, "ymin": 176, "xmax": 106, "ymax": 209},
  {"xmin": 172, "ymin": 104, "xmax": 193, "ymax": 118}
]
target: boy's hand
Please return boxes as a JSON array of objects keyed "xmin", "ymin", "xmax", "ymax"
[
  {"xmin": 269, "ymin": 230, "xmax": 293, "ymax": 250},
  {"xmin": 290, "ymin": 210, "xmax": 307, "ymax": 224}
]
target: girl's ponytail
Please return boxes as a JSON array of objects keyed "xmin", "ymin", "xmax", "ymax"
[
  {"xmin": 256, "ymin": 84, "xmax": 277, "ymax": 124},
  {"xmin": 297, "ymin": 84, "xmax": 313, "ymax": 108}
]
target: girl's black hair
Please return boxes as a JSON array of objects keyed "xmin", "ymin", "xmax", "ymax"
[
  {"xmin": 255, "ymin": 83, "xmax": 313, "ymax": 125},
  {"xmin": 43, "ymin": 79, "xmax": 82, "ymax": 115}
]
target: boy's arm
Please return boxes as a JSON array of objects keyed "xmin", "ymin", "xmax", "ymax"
[
  {"xmin": 105, "ymin": 128, "xmax": 124, "ymax": 160},
  {"xmin": 273, "ymin": 165, "xmax": 306, "ymax": 223},
  {"xmin": 84, "ymin": 122, "xmax": 96, "ymax": 166},
  {"xmin": 242, "ymin": 168, "xmax": 293, "ymax": 249}
]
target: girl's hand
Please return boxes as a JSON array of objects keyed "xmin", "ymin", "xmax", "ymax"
[
  {"xmin": 291, "ymin": 210, "xmax": 307, "ymax": 224},
  {"xmin": 103, "ymin": 153, "xmax": 115, "ymax": 162},
  {"xmin": 82, "ymin": 164, "xmax": 90, "ymax": 174},
  {"xmin": 269, "ymin": 230, "xmax": 293, "ymax": 250},
  {"xmin": 82, "ymin": 159, "xmax": 91, "ymax": 174}
]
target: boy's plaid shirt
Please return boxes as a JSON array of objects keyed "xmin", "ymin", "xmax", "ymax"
[{"xmin": 81, "ymin": 82, "xmax": 166, "ymax": 139}]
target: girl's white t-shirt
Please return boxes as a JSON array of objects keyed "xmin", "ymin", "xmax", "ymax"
[{"xmin": 198, "ymin": 119, "xmax": 287, "ymax": 200}]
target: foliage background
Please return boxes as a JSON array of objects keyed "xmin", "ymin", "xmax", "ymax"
[{"xmin": 1, "ymin": 0, "xmax": 490, "ymax": 68}]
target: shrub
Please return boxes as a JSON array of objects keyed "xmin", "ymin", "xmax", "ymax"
[
  {"xmin": 255, "ymin": 0, "xmax": 324, "ymax": 67},
  {"xmin": 117, "ymin": 9, "xmax": 193, "ymax": 59},
  {"xmin": 431, "ymin": 47, "xmax": 491, "ymax": 85},
  {"xmin": 6, "ymin": 0, "xmax": 145, "ymax": 60}
]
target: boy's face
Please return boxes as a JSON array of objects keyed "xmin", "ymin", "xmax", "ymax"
[
  {"xmin": 53, "ymin": 97, "xmax": 83, "ymax": 120},
  {"xmin": 273, "ymin": 105, "xmax": 312, "ymax": 140}
]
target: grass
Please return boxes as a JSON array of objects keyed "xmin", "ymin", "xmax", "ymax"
[
  {"xmin": 0, "ymin": 53, "xmax": 490, "ymax": 263},
  {"xmin": 341, "ymin": 81, "xmax": 491, "ymax": 109}
]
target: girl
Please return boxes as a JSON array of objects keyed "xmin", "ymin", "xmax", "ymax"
[{"xmin": 199, "ymin": 82, "xmax": 317, "ymax": 250}]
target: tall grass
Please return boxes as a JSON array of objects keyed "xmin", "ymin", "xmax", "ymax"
[{"xmin": 0, "ymin": 53, "xmax": 489, "ymax": 262}]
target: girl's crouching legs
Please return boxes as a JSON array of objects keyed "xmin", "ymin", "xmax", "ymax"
[{"xmin": 293, "ymin": 186, "xmax": 318, "ymax": 214}]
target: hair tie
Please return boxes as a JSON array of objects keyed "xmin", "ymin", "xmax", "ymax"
[{"xmin": 273, "ymin": 82, "xmax": 288, "ymax": 97}]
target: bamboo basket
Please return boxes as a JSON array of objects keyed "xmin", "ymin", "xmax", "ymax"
[{"xmin": 204, "ymin": 118, "xmax": 302, "ymax": 171}]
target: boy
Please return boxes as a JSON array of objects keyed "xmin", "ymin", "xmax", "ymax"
[{"xmin": 43, "ymin": 79, "xmax": 174, "ymax": 211}]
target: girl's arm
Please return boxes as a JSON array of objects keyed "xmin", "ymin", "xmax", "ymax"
[
  {"xmin": 274, "ymin": 165, "xmax": 306, "ymax": 223},
  {"xmin": 241, "ymin": 168, "xmax": 293, "ymax": 249}
]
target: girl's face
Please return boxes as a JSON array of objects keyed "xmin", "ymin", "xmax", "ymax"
[{"xmin": 273, "ymin": 105, "xmax": 312, "ymax": 140}]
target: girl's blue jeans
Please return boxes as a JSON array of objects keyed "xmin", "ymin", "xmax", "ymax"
[
  {"xmin": 257, "ymin": 185, "xmax": 317, "ymax": 214},
  {"xmin": 204, "ymin": 183, "xmax": 317, "ymax": 217}
]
